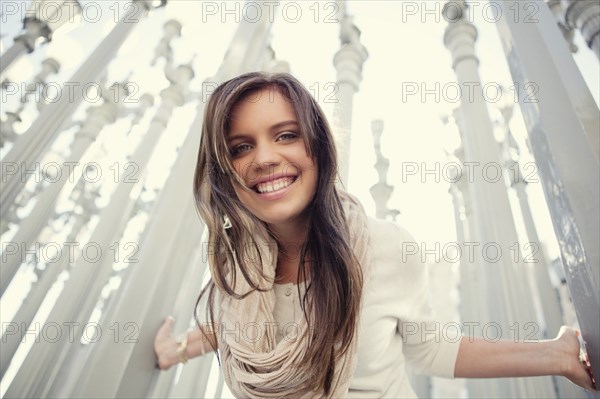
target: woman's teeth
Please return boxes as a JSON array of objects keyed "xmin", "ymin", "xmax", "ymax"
[{"xmin": 255, "ymin": 177, "xmax": 295, "ymax": 193}]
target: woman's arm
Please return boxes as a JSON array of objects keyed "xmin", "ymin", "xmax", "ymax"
[
  {"xmin": 454, "ymin": 326, "xmax": 597, "ymax": 392},
  {"xmin": 154, "ymin": 316, "xmax": 217, "ymax": 370}
]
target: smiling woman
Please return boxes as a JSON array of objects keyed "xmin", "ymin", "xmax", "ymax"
[
  {"xmin": 190, "ymin": 72, "xmax": 365, "ymax": 397},
  {"xmin": 153, "ymin": 72, "xmax": 598, "ymax": 398},
  {"xmin": 226, "ymin": 90, "xmax": 318, "ymax": 228}
]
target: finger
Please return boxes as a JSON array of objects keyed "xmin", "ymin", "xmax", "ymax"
[{"xmin": 582, "ymin": 356, "xmax": 597, "ymax": 391}]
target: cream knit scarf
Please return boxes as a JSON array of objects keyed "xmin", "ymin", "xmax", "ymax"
[{"xmin": 216, "ymin": 191, "xmax": 372, "ymax": 398}]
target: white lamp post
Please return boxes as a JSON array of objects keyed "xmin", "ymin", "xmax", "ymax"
[
  {"xmin": 0, "ymin": 0, "xmax": 82, "ymax": 75},
  {"xmin": 561, "ymin": 0, "xmax": 600, "ymax": 59}
]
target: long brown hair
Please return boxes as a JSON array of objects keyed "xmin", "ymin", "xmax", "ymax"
[{"xmin": 193, "ymin": 72, "xmax": 364, "ymax": 395}]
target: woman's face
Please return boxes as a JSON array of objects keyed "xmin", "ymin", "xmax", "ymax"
[{"xmin": 226, "ymin": 87, "xmax": 318, "ymax": 228}]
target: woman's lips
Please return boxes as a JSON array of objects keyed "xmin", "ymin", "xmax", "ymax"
[
  {"xmin": 252, "ymin": 176, "xmax": 299, "ymax": 200},
  {"xmin": 254, "ymin": 176, "xmax": 296, "ymax": 193}
]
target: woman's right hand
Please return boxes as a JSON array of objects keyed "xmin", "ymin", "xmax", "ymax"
[
  {"xmin": 555, "ymin": 326, "xmax": 597, "ymax": 392},
  {"xmin": 154, "ymin": 316, "xmax": 180, "ymax": 370}
]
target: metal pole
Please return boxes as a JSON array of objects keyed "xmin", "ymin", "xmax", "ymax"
[{"xmin": 491, "ymin": 0, "xmax": 600, "ymax": 380}]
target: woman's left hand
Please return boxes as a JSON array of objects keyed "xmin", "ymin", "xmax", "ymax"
[
  {"xmin": 154, "ymin": 316, "xmax": 180, "ymax": 370},
  {"xmin": 555, "ymin": 326, "xmax": 597, "ymax": 392}
]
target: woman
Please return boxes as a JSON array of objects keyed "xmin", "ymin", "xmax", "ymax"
[{"xmin": 154, "ymin": 72, "xmax": 596, "ymax": 398}]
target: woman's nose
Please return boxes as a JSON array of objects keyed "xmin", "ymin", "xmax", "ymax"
[{"xmin": 253, "ymin": 142, "xmax": 280, "ymax": 168}]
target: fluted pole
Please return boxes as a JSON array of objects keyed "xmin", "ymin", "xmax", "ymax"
[
  {"xmin": 546, "ymin": 0, "xmax": 579, "ymax": 53},
  {"xmin": 450, "ymin": 130, "xmax": 496, "ymax": 397},
  {"xmin": 148, "ymin": 243, "xmax": 211, "ymax": 399},
  {"xmin": 561, "ymin": 0, "xmax": 600, "ymax": 59},
  {"xmin": 369, "ymin": 120, "xmax": 399, "ymax": 220},
  {"xmin": 444, "ymin": 2, "xmax": 555, "ymax": 397},
  {"xmin": 22, "ymin": 58, "xmax": 61, "ymax": 107},
  {"xmin": 151, "ymin": 19, "xmax": 182, "ymax": 66},
  {"xmin": 333, "ymin": 4, "xmax": 368, "ymax": 187},
  {"xmin": 262, "ymin": 45, "xmax": 290, "ymax": 74},
  {"xmin": 448, "ymin": 168, "xmax": 490, "ymax": 399},
  {"xmin": 0, "ymin": 112, "xmax": 22, "ymax": 150},
  {"xmin": 0, "ymin": 41, "xmax": 30, "ymax": 75},
  {"xmin": 450, "ymin": 108, "xmax": 493, "ymax": 335},
  {"xmin": 491, "ymin": 0, "xmax": 600, "ymax": 380},
  {"xmin": 0, "ymin": 0, "xmax": 154, "ymax": 220}
]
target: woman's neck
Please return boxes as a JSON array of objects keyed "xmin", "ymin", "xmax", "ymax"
[{"xmin": 269, "ymin": 215, "xmax": 311, "ymax": 284}]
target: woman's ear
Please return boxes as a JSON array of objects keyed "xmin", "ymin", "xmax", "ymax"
[{"xmin": 223, "ymin": 215, "xmax": 232, "ymax": 230}]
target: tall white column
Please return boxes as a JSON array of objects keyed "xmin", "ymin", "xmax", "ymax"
[
  {"xmin": 333, "ymin": 5, "xmax": 368, "ymax": 187},
  {"xmin": 147, "ymin": 242, "xmax": 211, "ymax": 399},
  {"xmin": 444, "ymin": 2, "xmax": 555, "ymax": 397},
  {"xmin": 369, "ymin": 120, "xmax": 399, "ymax": 220},
  {"xmin": 546, "ymin": 0, "xmax": 579, "ymax": 53},
  {"xmin": 262, "ymin": 45, "xmax": 290, "ymax": 73},
  {"xmin": 450, "ymin": 133, "xmax": 497, "ymax": 398},
  {"xmin": 0, "ymin": 112, "xmax": 21, "ymax": 150},
  {"xmin": 0, "ymin": 0, "xmax": 155, "ymax": 219},
  {"xmin": 151, "ymin": 19, "xmax": 182, "ymax": 66},
  {"xmin": 452, "ymin": 146, "xmax": 491, "ymax": 337},
  {"xmin": 561, "ymin": 0, "xmax": 600, "ymax": 59},
  {"xmin": 491, "ymin": 0, "xmax": 600, "ymax": 379},
  {"xmin": 0, "ymin": 41, "xmax": 30, "ymax": 76}
]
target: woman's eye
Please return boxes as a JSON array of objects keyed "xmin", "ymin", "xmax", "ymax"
[
  {"xmin": 230, "ymin": 143, "xmax": 252, "ymax": 156},
  {"xmin": 277, "ymin": 132, "xmax": 297, "ymax": 141}
]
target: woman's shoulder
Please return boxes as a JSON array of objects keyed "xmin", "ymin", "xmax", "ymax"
[
  {"xmin": 365, "ymin": 216, "xmax": 426, "ymax": 282},
  {"xmin": 367, "ymin": 216, "xmax": 418, "ymax": 252},
  {"xmin": 362, "ymin": 217, "xmax": 429, "ymax": 312}
]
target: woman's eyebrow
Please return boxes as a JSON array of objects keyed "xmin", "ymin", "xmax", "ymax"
[
  {"xmin": 227, "ymin": 133, "xmax": 250, "ymax": 142},
  {"xmin": 228, "ymin": 121, "xmax": 299, "ymax": 141},
  {"xmin": 269, "ymin": 120, "xmax": 298, "ymax": 131}
]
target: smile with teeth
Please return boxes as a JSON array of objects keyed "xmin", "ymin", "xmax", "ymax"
[{"xmin": 254, "ymin": 176, "xmax": 297, "ymax": 193}]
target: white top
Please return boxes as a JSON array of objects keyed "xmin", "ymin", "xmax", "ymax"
[{"xmin": 272, "ymin": 216, "xmax": 461, "ymax": 398}]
